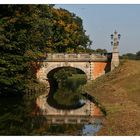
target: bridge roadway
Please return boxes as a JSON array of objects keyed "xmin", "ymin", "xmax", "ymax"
[{"xmin": 36, "ymin": 94, "xmax": 97, "ymax": 124}]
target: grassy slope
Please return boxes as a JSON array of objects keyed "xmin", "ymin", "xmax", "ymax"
[{"xmin": 84, "ymin": 60, "xmax": 140, "ymax": 135}]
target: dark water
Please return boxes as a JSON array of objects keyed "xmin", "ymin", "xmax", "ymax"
[
  {"xmin": 0, "ymin": 74, "xmax": 102, "ymax": 135},
  {"xmin": 47, "ymin": 74, "xmax": 87, "ymax": 109},
  {"xmin": 0, "ymin": 94, "xmax": 102, "ymax": 135}
]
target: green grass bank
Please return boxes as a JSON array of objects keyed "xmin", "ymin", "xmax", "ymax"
[{"xmin": 84, "ymin": 60, "xmax": 140, "ymax": 135}]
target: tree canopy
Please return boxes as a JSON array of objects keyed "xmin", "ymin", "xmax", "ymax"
[
  {"xmin": 120, "ymin": 51, "xmax": 140, "ymax": 60},
  {"xmin": 0, "ymin": 5, "xmax": 92, "ymax": 94}
]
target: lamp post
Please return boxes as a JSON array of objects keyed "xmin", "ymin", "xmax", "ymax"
[
  {"xmin": 111, "ymin": 30, "xmax": 121, "ymax": 70},
  {"xmin": 111, "ymin": 30, "xmax": 121, "ymax": 48}
]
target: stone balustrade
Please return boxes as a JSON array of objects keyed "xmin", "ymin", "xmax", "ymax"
[{"xmin": 39, "ymin": 53, "xmax": 111, "ymax": 62}]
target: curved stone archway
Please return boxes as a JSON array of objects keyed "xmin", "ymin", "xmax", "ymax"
[
  {"xmin": 36, "ymin": 53, "xmax": 112, "ymax": 86},
  {"xmin": 36, "ymin": 61, "xmax": 91, "ymax": 87},
  {"xmin": 46, "ymin": 63, "xmax": 90, "ymax": 79}
]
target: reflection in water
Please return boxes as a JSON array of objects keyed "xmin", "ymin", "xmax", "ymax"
[
  {"xmin": 0, "ymin": 69, "xmax": 103, "ymax": 135},
  {"xmin": 0, "ymin": 93, "xmax": 102, "ymax": 135},
  {"xmin": 82, "ymin": 119, "xmax": 102, "ymax": 136},
  {"xmin": 47, "ymin": 67, "xmax": 87, "ymax": 109}
]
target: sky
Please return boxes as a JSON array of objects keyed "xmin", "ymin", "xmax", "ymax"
[{"xmin": 56, "ymin": 4, "xmax": 140, "ymax": 55}]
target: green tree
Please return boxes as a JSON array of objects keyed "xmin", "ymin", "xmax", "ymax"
[
  {"xmin": 136, "ymin": 51, "xmax": 140, "ymax": 60},
  {"xmin": 0, "ymin": 5, "xmax": 92, "ymax": 95},
  {"xmin": 121, "ymin": 53, "xmax": 136, "ymax": 60},
  {"xmin": 47, "ymin": 8, "xmax": 92, "ymax": 53},
  {"xmin": 0, "ymin": 5, "xmax": 34, "ymax": 94},
  {"xmin": 95, "ymin": 48, "xmax": 107, "ymax": 54}
]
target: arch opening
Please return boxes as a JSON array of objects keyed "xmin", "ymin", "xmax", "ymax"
[{"xmin": 46, "ymin": 66, "xmax": 87, "ymax": 110}]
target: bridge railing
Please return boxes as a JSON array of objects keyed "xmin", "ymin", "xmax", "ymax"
[{"xmin": 41, "ymin": 53, "xmax": 111, "ymax": 62}]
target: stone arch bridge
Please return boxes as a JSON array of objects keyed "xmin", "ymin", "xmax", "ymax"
[{"xmin": 36, "ymin": 53, "xmax": 118, "ymax": 86}]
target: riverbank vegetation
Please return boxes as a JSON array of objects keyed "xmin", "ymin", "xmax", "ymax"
[
  {"xmin": 84, "ymin": 60, "xmax": 140, "ymax": 135},
  {"xmin": 0, "ymin": 5, "xmax": 91, "ymax": 135},
  {"xmin": 1, "ymin": 4, "xmax": 140, "ymax": 136},
  {"xmin": 0, "ymin": 5, "xmax": 110, "ymax": 96},
  {"xmin": 120, "ymin": 51, "xmax": 140, "ymax": 60},
  {"xmin": 0, "ymin": 5, "xmax": 109, "ymax": 135}
]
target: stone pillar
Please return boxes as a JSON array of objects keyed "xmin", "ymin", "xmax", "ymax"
[
  {"xmin": 90, "ymin": 62, "xmax": 94, "ymax": 80},
  {"xmin": 111, "ymin": 48, "xmax": 119, "ymax": 70},
  {"xmin": 111, "ymin": 31, "xmax": 120, "ymax": 71}
]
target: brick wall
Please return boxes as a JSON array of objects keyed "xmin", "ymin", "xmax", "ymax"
[{"xmin": 93, "ymin": 62, "xmax": 111, "ymax": 79}]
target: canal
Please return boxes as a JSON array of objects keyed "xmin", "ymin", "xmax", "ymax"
[{"xmin": 0, "ymin": 68, "xmax": 103, "ymax": 135}]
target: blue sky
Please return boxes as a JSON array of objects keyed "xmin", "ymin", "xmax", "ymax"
[{"xmin": 56, "ymin": 4, "xmax": 140, "ymax": 55}]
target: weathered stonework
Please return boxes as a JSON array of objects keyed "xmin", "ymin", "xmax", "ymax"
[
  {"xmin": 111, "ymin": 31, "xmax": 120, "ymax": 70},
  {"xmin": 36, "ymin": 53, "xmax": 112, "ymax": 85}
]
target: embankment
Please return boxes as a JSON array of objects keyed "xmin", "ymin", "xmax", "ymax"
[{"xmin": 84, "ymin": 60, "xmax": 140, "ymax": 135}]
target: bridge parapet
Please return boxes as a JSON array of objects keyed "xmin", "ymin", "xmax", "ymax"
[{"xmin": 42, "ymin": 53, "xmax": 111, "ymax": 62}]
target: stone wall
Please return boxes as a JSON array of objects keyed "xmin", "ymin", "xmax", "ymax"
[
  {"xmin": 36, "ymin": 61, "xmax": 91, "ymax": 83},
  {"xmin": 36, "ymin": 61, "xmax": 111, "ymax": 84}
]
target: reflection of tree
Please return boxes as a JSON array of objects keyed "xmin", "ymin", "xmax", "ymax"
[{"xmin": 52, "ymin": 67, "xmax": 86, "ymax": 108}]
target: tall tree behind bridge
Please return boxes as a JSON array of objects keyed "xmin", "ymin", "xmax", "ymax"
[{"xmin": 0, "ymin": 5, "xmax": 92, "ymax": 94}]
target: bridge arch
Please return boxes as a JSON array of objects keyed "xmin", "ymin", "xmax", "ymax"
[
  {"xmin": 45, "ymin": 65, "xmax": 88, "ymax": 109},
  {"xmin": 36, "ymin": 61, "xmax": 91, "ymax": 87},
  {"xmin": 45, "ymin": 63, "xmax": 90, "ymax": 81},
  {"xmin": 47, "ymin": 66, "xmax": 87, "ymax": 78}
]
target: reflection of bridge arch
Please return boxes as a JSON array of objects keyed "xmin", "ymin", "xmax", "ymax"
[{"xmin": 44, "ymin": 65, "xmax": 88, "ymax": 110}]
